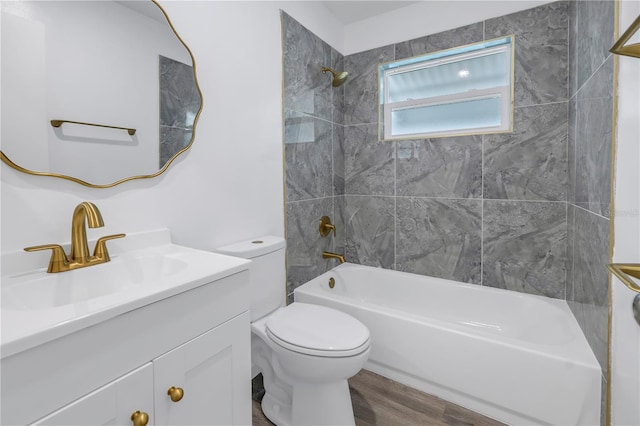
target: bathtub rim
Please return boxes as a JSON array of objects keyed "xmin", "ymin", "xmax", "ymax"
[{"xmin": 294, "ymin": 263, "xmax": 599, "ymax": 366}]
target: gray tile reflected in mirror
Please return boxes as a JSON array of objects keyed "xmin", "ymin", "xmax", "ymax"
[
  {"xmin": 159, "ymin": 55, "xmax": 200, "ymax": 168},
  {"xmin": 159, "ymin": 127, "xmax": 192, "ymax": 167}
]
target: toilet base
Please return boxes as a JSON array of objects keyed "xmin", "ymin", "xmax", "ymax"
[
  {"xmin": 262, "ymin": 379, "xmax": 354, "ymax": 426},
  {"xmin": 293, "ymin": 379, "xmax": 355, "ymax": 425},
  {"xmin": 261, "ymin": 392, "xmax": 291, "ymax": 426}
]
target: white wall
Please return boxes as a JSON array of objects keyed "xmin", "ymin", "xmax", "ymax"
[
  {"xmin": 611, "ymin": 1, "xmax": 640, "ymax": 424},
  {"xmin": 1, "ymin": 0, "xmax": 569, "ymax": 255},
  {"xmin": 0, "ymin": 0, "xmax": 345, "ymax": 256}
]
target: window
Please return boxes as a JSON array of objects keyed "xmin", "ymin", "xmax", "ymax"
[{"xmin": 379, "ymin": 36, "xmax": 514, "ymax": 140}]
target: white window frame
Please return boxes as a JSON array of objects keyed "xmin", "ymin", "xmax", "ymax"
[{"xmin": 380, "ymin": 37, "xmax": 514, "ymax": 140}]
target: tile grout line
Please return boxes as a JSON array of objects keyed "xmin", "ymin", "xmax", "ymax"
[
  {"xmin": 565, "ymin": 4, "xmax": 571, "ymax": 301},
  {"xmin": 570, "ymin": 202, "xmax": 611, "ymax": 222},
  {"xmin": 336, "ymin": 193, "xmax": 569, "ymax": 204},
  {"xmin": 481, "ymin": 133, "xmax": 485, "ymax": 287},
  {"xmin": 480, "ymin": 13, "xmax": 486, "ymax": 287},
  {"xmin": 393, "ymin": 140, "xmax": 397, "ymax": 270},
  {"xmin": 394, "ymin": 140, "xmax": 398, "ymax": 270},
  {"xmin": 331, "ymin": 117, "xmax": 335, "ymax": 254}
]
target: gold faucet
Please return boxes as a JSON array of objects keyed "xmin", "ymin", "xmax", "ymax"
[
  {"xmin": 322, "ymin": 251, "xmax": 346, "ymax": 264},
  {"xmin": 25, "ymin": 202, "xmax": 125, "ymax": 273}
]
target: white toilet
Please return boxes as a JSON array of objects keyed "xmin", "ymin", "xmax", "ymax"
[{"xmin": 217, "ymin": 236, "xmax": 370, "ymax": 426}]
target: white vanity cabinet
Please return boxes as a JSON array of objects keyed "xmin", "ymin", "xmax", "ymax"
[
  {"xmin": 32, "ymin": 364, "xmax": 155, "ymax": 426},
  {"xmin": 2, "ymin": 270, "xmax": 252, "ymax": 426},
  {"xmin": 153, "ymin": 312, "xmax": 248, "ymax": 425},
  {"xmin": 31, "ymin": 312, "xmax": 249, "ymax": 426}
]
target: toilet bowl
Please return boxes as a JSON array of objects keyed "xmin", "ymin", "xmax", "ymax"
[
  {"xmin": 253, "ymin": 303, "xmax": 370, "ymax": 425},
  {"xmin": 216, "ymin": 237, "xmax": 370, "ymax": 426}
]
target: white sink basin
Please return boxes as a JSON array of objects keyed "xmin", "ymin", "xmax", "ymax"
[
  {"xmin": 3, "ymin": 253, "xmax": 189, "ymax": 310},
  {"xmin": 1, "ymin": 229, "xmax": 251, "ymax": 358}
]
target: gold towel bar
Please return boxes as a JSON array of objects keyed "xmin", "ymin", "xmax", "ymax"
[
  {"xmin": 51, "ymin": 119, "xmax": 136, "ymax": 136},
  {"xmin": 608, "ymin": 263, "xmax": 640, "ymax": 293}
]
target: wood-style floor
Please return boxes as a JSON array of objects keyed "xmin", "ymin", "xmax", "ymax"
[{"xmin": 252, "ymin": 369, "xmax": 506, "ymax": 426}]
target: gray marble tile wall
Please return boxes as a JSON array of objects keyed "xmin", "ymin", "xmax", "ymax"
[
  {"xmin": 566, "ymin": 1, "xmax": 615, "ymax": 416},
  {"xmin": 341, "ymin": 1, "xmax": 570, "ymax": 299},
  {"xmin": 282, "ymin": 1, "xmax": 614, "ymax": 391},
  {"xmin": 282, "ymin": 12, "xmax": 346, "ymax": 300}
]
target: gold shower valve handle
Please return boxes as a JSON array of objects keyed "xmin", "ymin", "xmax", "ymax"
[
  {"xmin": 130, "ymin": 410, "xmax": 149, "ymax": 426},
  {"xmin": 167, "ymin": 386, "xmax": 184, "ymax": 402},
  {"xmin": 319, "ymin": 215, "xmax": 336, "ymax": 237}
]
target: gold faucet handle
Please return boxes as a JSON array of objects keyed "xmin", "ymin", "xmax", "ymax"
[
  {"xmin": 24, "ymin": 244, "xmax": 70, "ymax": 273},
  {"xmin": 93, "ymin": 233, "xmax": 126, "ymax": 261},
  {"xmin": 319, "ymin": 216, "xmax": 336, "ymax": 237}
]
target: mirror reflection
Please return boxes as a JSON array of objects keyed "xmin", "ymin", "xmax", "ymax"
[{"xmin": 0, "ymin": 0, "xmax": 201, "ymax": 187}]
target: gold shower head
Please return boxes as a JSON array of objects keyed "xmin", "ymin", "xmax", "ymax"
[{"xmin": 322, "ymin": 67, "xmax": 348, "ymax": 87}]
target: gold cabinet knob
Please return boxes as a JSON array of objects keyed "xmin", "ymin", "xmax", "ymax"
[
  {"xmin": 167, "ymin": 386, "xmax": 184, "ymax": 402},
  {"xmin": 131, "ymin": 410, "xmax": 149, "ymax": 426}
]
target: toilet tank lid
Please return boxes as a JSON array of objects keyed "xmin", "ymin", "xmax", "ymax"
[{"xmin": 216, "ymin": 236, "xmax": 285, "ymax": 259}]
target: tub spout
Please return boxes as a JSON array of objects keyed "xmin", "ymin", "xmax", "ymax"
[{"xmin": 322, "ymin": 251, "xmax": 346, "ymax": 264}]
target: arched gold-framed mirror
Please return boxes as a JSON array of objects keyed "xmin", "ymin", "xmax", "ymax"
[{"xmin": 0, "ymin": 0, "xmax": 202, "ymax": 188}]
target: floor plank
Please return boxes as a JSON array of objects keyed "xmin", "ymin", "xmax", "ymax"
[
  {"xmin": 252, "ymin": 369, "xmax": 506, "ymax": 426},
  {"xmin": 349, "ymin": 370, "xmax": 505, "ymax": 426},
  {"xmin": 252, "ymin": 400, "xmax": 275, "ymax": 426}
]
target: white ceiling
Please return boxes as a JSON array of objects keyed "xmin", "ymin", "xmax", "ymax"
[{"xmin": 321, "ymin": 1, "xmax": 420, "ymax": 24}]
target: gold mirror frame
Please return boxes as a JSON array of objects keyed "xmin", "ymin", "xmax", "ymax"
[
  {"xmin": 610, "ymin": 14, "xmax": 640, "ymax": 58},
  {"xmin": 0, "ymin": 0, "xmax": 203, "ymax": 188}
]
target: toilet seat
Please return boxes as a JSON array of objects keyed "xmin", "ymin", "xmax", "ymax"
[{"xmin": 265, "ymin": 303, "xmax": 370, "ymax": 357}]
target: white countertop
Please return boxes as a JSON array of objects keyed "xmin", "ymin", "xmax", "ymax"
[{"xmin": 1, "ymin": 229, "xmax": 250, "ymax": 358}]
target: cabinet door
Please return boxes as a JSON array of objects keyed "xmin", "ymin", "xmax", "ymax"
[
  {"xmin": 32, "ymin": 363, "xmax": 154, "ymax": 426},
  {"xmin": 153, "ymin": 312, "xmax": 251, "ymax": 426}
]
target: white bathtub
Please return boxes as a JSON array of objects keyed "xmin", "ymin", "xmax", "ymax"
[{"xmin": 294, "ymin": 263, "xmax": 601, "ymax": 426}]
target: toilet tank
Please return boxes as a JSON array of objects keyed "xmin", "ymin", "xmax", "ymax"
[{"xmin": 217, "ymin": 236, "xmax": 286, "ymax": 321}]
